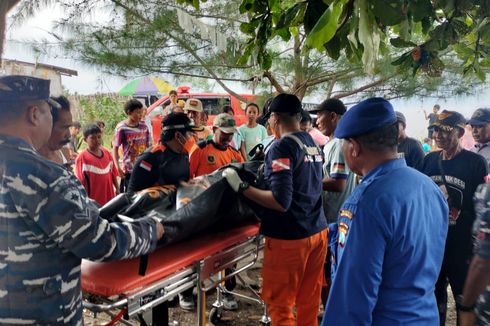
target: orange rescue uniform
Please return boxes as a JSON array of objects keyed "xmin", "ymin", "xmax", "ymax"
[{"xmin": 189, "ymin": 140, "xmax": 244, "ymax": 177}]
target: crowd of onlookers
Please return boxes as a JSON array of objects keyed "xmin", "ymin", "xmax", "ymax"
[{"xmin": 29, "ymin": 83, "xmax": 490, "ymax": 325}]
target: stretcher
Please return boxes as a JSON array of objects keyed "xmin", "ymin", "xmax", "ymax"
[{"xmin": 82, "ymin": 224, "xmax": 270, "ymax": 325}]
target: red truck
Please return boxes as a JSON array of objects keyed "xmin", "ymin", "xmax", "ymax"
[{"xmin": 146, "ymin": 86, "xmax": 256, "ymax": 144}]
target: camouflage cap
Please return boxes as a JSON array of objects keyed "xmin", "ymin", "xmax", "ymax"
[
  {"xmin": 0, "ymin": 75, "xmax": 61, "ymax": 109},
  {"xmin": 429, "ymin": 110, "xmax": 466, "ymax": 131},
  {"xmin": 184, "ymin": 98, "xmax": 203, "ymax": 112},
  {"xmin": 213, "ymin": 113, "xmax": 237, "ymax": 134}
]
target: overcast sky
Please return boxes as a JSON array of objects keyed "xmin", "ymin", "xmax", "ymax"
[{"xmin": 5, "ymin": 4, "xmax": 490, "ymax": 138}]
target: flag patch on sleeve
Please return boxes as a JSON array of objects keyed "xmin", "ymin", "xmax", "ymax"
[
  {"xmin": 272, "ymin": 158, "xmax": 291, "ymax": 172},
  {"xmin": 140, "ymin": 160, "xmax": 152, "ymax": 171}
]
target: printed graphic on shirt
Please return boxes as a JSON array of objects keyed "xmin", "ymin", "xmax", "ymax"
[
  {"xmin": 431, "ymin": 175, "xmax": 464, "ymax": 225},
  {"xmin": 207, "ymin": 154, "xmax": 216, "ymax": 164},
  {"xmin": 272, "ymin": 158, "xmax": 290, "ymax": 172}
]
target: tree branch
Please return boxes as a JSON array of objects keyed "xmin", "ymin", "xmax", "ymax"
[
  {"xmin": 326, "ymin": 77, "xmax": 336, "ymax": 98},
  {"xmin": 109, "ymin": 0, "xmax": 249, "ymax": 102},
  {"xmin": 263, "ymin": 70, "xmax": 285, "ymax": 93},
  {"xmin": 333, "ymin": 74, "xmax": 396, "ymax": 99}
]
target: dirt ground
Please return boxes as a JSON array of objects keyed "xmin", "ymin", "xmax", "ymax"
[{"xmin": 83, "ymin": 254, "xmax": 457, "ymax": 326}]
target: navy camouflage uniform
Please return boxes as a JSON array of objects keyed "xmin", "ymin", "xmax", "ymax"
[
  {"xmin": 473, "ymin": 184, "xmax": 490, "ymax": 325},
  {"xmin": 0, "ymin": 135, "xmax": 159, "ymax": 325}
]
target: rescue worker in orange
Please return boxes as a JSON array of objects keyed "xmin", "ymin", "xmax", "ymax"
[
  {"xmin": 189, "ymin": 113, "xmax": 244, "ymax": 178},
  {"xmin": 222, "ymin": 93, "xmax": 328, "ymax": 325},
  {"xmin": 127, "ymin": 112, "xmax": 203, "ymax": 192}
]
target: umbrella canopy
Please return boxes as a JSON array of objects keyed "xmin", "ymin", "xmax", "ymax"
[{"xmin": 119, "ymin": 76, "xmax": 174, "ymax": 96}]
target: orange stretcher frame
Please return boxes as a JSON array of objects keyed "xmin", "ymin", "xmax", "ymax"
[{"xmin": 81, "ymin": 223, "xmax": 268, "ymax": 325}]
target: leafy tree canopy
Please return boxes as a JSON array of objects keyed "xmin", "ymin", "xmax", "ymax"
[{"xmin": 178, "ymin": 0, "xmax": 490, "ymax": 81}]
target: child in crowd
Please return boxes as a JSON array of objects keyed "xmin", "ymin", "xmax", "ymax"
[
  {"xmin": 95, "ymin": 120, "xmax": 106, "ymax": 146},
  {"xmin": 238, "ymin": 103, "xmax": 268, "ymax": 160},
  {"xmin": 422, "ymin": 137, "xmax": 431, "ymax": 154},
  {"xmin": 76, "ymin": 124, "xmax": 119, "ymax": 206},
  {"xmin": 112, "ymin": 99, "xmax": 151, "ymax": 192}
]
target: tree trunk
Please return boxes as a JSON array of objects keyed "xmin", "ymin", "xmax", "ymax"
[
  {"xmin": 291, "ymin": 34, "xmax": 305, "ymax": 100},
  {"xmin": 0, "ymin": 0, "xmax": 20, "ymax": 61}
]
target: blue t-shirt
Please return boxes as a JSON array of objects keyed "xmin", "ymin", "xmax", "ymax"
[
  {"xmin": 259, "ymin": 131, "xmax": 327, "ymax": 240},
  {"xmin": 323, "ymin": 159, "xmax": 448, "ymax": 325}
]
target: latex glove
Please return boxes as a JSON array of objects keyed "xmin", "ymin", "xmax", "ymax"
[{"xmin": 222, "ymin": 168, "xmax": 242, "ymax": 192}]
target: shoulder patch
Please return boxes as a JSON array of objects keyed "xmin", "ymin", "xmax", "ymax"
[
  {"xmin": 339, "ymin": 209, "xmax": 353, "ymax": 220},
  {"xmin": 338, "ymin": 222, "xmax": 349, "ymax": 247},
  {"xmin": 140, "ymin": 160, "xmax": 152, "ymax": 171},
  {"xmin": 272, "ymin": 158, "xmax": 291, "ymax": 172}
]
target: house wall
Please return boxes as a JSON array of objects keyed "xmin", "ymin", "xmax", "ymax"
[{"xmin": 1, "ymin": 60, "xmax": 64, "ymax": 96}]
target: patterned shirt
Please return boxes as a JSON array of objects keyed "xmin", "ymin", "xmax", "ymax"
[
  {"xmin": 473, "ymin": 184, "xmax": 490, "ymax": 325},
  {"xmin": 0, "ymin": 135, "xmax": 158, "ymax": 325},
  {"xmin": 113, "ymin": 121, "xmax": 151, "ymax": 174}
]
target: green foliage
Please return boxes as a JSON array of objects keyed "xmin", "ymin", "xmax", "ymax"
[
  {"xmin": 232, "ymin": 0, "xmax": 490, "ymax": 80},
  {"xmin": 78, "ymin": 95, "xmax": 126, "ymax": 138},
  {"xmin": 34, "ymin": 0, "xmax": 486, "ymax": 103}
]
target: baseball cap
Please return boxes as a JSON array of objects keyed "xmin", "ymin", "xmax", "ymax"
[
  {"xmin": 429, "ymin": 110, "xmax": 466, "ymax": 131},
  {"xmin": 335, "ymin": 97, "xmax": 396, "ymax": 139},
  {"xmin": 213, "ymin": 113, "xmax": 237, "ymax": 134},
  {"xmin": 309, "ymin": 98, "xmax": 346, "ymax": 115},
  {"xmin": 269, "ymin": 93, "xmax": 302, "ymax": 115},
  {"xmin": 467, "ymin": 108, "xmax": 490, "ymax": 126},
  {"xmin": 395, "ymin": 111, "xmax": 406, "ymax": 126},
  {"xmin": 184, "ymin": 98, "xmax": 203, "ymax": 112},
  {"xmin": 0, "ymin": 75, "xmax": 61, "ymax": 109},
  {"xmin": 162, "ymin": 112, "xmax": 204, "ymax": 132}
]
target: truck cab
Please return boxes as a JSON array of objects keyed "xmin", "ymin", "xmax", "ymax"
[{"xmin": 146, "ymin": 86, "xmax": 256, "ymax": 144}]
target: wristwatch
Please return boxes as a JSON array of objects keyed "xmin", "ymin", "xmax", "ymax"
[
  {"xmin": 238, "ymin": 181, "xmax": 250, "ymax": 194},
  {"xmin": 456, "ymin": 295, "xmax": 476, "ymax": 312}
]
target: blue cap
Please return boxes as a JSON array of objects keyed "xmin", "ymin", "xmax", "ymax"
[
  {"xmin": 335, "ymin": 97, "xmax": 396, "ymax": 139},
  {"xmin": 467, "ymin": 108, "xmax": 490, "ymax": 126},
  {"xmin": 0, "ymin": 75, "xmax": 60, "ymax": 109}
]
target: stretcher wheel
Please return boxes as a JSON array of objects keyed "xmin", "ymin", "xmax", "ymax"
[{"xmin": 209, "ymin": 307, "xmax": 222, "ymax": 325}]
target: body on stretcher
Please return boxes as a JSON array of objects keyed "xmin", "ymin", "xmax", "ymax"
[{"xmin": 82, "ymin": 224, "xmax": 269, "ymax": 325}]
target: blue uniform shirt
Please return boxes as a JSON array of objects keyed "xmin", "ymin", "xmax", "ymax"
[
  {"xmin": 259, "ymin": 131, "xmax": 327, "ymax": 240},
  {"xmin": 323, "ymin": 159, "xmax": 448, "ymax": 325}
]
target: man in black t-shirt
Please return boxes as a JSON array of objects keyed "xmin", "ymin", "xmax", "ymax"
[
  {"xmin": 396, "ymin": 111, "xmax": 425, "ymax": 171},
  {"xmin": 128, "ymin": 113, "xmax": 203, "ymax": 192},
  {"xmin": 421, "ymin": 110, "xmax": 488, "ymax": 325}
]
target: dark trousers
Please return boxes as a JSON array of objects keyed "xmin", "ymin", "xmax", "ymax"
[
  {"xmin": 435, "ymin": 251, "xmax": 471, "ymax": 326},
  {"xmin": 119, "ymin": 173, "xmax": 131, "ymax": 193}
]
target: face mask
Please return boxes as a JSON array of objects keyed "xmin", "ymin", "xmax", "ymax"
[{"xmin": 178, "ymin": 133, "xmax": 196, "ymax": 154}]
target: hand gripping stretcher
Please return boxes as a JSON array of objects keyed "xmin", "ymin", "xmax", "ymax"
[{"xmin": 81, "ymin": 224, "xmax": 271, "ymax": 325}]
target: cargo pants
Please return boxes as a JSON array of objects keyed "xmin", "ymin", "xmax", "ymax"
[{"xmin": 261, "ymin": 229, "xmax": 328, "ymax": 326}]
